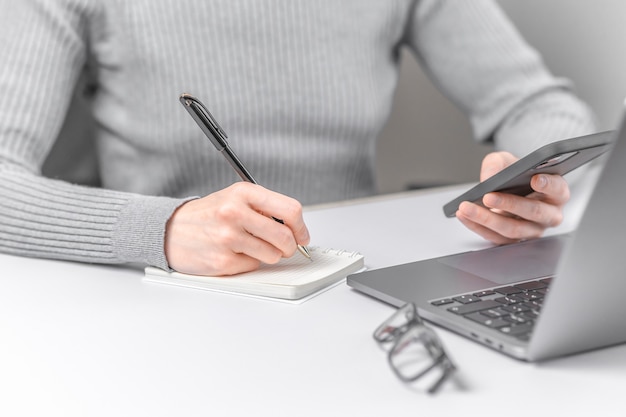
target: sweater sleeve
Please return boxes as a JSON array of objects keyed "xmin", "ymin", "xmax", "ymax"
[
  {"xmin": 404, "ymin": 0, "xmax": 597, "ymax": 156},
  {"xmin": 0, "ymin": 1, "xmax": 188, "ymax": 269}
]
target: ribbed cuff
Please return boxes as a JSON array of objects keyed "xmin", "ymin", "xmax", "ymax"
[{"xmin": 112, "ymin": 195, "xmax": 196, "ymax": 270}]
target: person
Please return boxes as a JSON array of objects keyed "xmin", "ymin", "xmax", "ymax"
[{"xmin": 0, "ymin": 0, "xmax": 596, "ymax": 276}]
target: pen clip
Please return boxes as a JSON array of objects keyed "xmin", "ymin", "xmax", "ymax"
[
  {"xmin": 180, "ymin": 92, "xmax": 258, "ymax": 184},
  {"xmin": 180, "ymin": 93, "xmax": 229, "ymax": 150}
]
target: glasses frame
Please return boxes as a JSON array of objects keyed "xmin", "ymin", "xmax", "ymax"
[{"xmin": 373, "ymin": 303, "xmax": 456, "ymax": 394}]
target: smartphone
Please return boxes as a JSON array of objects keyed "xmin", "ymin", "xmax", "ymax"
[{"xmin": 442, "ymin": 130, "xmax": 614, "ymax": 217}]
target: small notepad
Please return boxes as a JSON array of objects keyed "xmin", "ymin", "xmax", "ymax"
[{"xmin": 144, "ymin": 247, "xmax": 364, "ymax": 301}]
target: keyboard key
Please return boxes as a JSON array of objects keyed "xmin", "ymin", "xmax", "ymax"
[
  {"xmin": 539, "ymin": 277, "xmax": 553, "ymax": 285},
  {"xmin": 525, "ymin": 300, "xmax": 544, "ymax": 310},
  {"xmin": 503, "ymin": 314, "xmax": 529, "ymax": 325},
  {"xmin": 519, "ymin": 311, "xmax": 539, "ymax": 321},
  {"xmin": 494, "ymin": 286, "xmax": 523, "ymax": 295},
  {"xmin": 464, "ymin": 312, "xmax": 509, "ymax": 328},
  {"xmin": 453, "ymin": 295, "xmax": 481, "ymax": 304},
  {"xmin": 499, "ymin": 322, "xmax": 534, "ymax": 337},
  {"xmin": 502, "ymin": 304, "xmax": 530, "ymax": 314},
  {"xmin": 473, "ymin": 290, "xmax": 496, "ymax": 297},
  {"xmin": 495, "ymin": 295, "xmax": 525, "ymax": 304},
  {"xmin": 481, "ymin": 307, "xmax": 509, "ymax": 318},
  {"xmin": 518, "ymin": 291, "xmax": 543, "ymax": 302},
  {"xmin": 431, "ymin": 298, "xmax": 454, "ymax": 306},
  {"xmin": 447, "ymin": 300, "xmax": 501, "ymax": 315},
  {"xmin": 514, "ymin": 281, "xmax": 547, "ymax": 291}
]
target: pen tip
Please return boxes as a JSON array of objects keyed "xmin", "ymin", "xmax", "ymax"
[{"xmin": 298, "ymin": 245, "xmax": 312, "ymax": 261}]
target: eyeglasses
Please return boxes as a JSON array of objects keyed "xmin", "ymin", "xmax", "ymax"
[{"xmin": 373, "ymin": 303, "xmax": 457, "ymax": 394}]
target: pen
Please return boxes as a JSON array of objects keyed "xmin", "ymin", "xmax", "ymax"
[{"xmin": 179, "ymin": 93, "xmax": 312, "ymax": 261}]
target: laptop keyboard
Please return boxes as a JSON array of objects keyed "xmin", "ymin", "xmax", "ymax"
[{"xmin": 430, "ymin": 277, "xmax": 553, "ymax": 341}]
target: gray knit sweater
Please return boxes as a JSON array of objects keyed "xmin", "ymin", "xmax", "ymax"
[{"xmin": 0, "ymin": 0, "xmax": 595, "ymax": 269}]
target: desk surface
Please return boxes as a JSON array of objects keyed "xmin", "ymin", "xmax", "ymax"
[{"xmin": 2, "ymin": 177, "xmax": 624, "ymax": 417}]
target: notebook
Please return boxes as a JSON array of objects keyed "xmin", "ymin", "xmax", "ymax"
[
  {"xmin": 145, "ymin": 247, "xmax": 364, "ymax": 301},
  {"xmin": 348, "ymin": 105, "xmax": 626, "ymax": 362}
]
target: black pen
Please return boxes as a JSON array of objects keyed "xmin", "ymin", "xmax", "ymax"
[{"xmin": 179, "ymin": 93, "xmax": 312, "ymax": 261}]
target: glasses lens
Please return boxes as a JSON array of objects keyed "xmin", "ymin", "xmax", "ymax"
[
  {"xmin": 388, "ymin": 325, "xmax": 454, "ymax": 392},
  {"xmin": 373, "ymin": 303, "xmax": 421, "ymax": 345}
]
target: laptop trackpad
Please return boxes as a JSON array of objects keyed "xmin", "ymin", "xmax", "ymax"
[{"xmin": 437, "ymin": 234, "xmax": 570, "ymax": 285}]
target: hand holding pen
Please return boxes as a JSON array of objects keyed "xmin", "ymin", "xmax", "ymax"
[{"xmin": 164, "ymin": 93, "xmax": 311, "ymax": 276}]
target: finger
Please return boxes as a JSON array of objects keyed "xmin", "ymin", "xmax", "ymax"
[
  {"xmin": 530, "ymin": 173, "xmax": 570, "ymax": 205},
  {"xmin": 210, "ymin": 252, "xmax": 262, "ymax": 276},
  {"xmin": 232, "ymin": 183, "xmax": 311, "ymax": 246},
  {"xmin": 457, "ymin": 201, "xmax": 545, "ymax": 242},
  {"xmin": 242, "ymin": 213, "xmax": 300, "ymax": 259},
  {"xmin": 205, "ymin": 225, "xmax": 286, "ymax": 273},
  {"xmin": 456, "ymin": 210, "xmax": 518, "ymax": 245},
  {"xmin": 208, "ymin": 200, "xmax": 295, "ymax": 261},
  {"xmin": 480, "ymin": 151, "xmax": 517, "ymax": 181},
  {"xmin": 482, "ymin": 192, "xmax": 564, "ymax": 228},
  {"xmin": 167, "ymin": 229, "xmax": 263, "ymax": 276}
]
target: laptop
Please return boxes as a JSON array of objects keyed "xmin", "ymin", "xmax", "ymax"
[{"xmin": 347, "ymin": 109, "xmax": 626, "ymax": 362}]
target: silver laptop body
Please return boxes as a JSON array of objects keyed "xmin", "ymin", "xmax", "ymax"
[{"xmin": 348, "ymin": 109, "xmax": 626, "ymax": 361}]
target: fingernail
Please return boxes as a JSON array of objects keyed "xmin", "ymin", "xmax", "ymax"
[
  {"xmin": 536, "ymin": 175, "xmax": 548, "ymax": 189},
  {"xmin": 459, "ymin": 202, "xmax": 477, "ymax": 217},
  {"xmin": 483, "ymin": 193, "xmax": 500, "ymax": 208}
]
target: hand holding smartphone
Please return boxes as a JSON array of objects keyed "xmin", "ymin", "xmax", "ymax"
[{"xmin": 443, "ymin": 131, "xmax": 614, "ymax": 217}]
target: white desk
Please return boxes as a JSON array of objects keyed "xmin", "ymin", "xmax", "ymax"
[{"xmin": 2, "ymin": 178, "xmax": 624, "ymax": 417}]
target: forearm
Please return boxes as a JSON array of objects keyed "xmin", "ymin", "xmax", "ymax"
[
  {"xmin": 0, "ymin": 2, "xmax": 185, "ymax": 268},
  {"xmin": 493, "ymin": 89, "xmax": 597, "ymax": 157},
  {"xmin": 0, "ymin": 164, "xmax": 190, "ymax": 269}
]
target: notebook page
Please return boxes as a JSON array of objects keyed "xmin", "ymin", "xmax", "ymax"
[{"xmin": 225, "ymin": 247, "xmax": 361, "ymax": 285}]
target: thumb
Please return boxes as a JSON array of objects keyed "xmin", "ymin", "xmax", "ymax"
[{"xmin": 480, "ymin": 151, "xmax": 518, "ymax": 182}]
